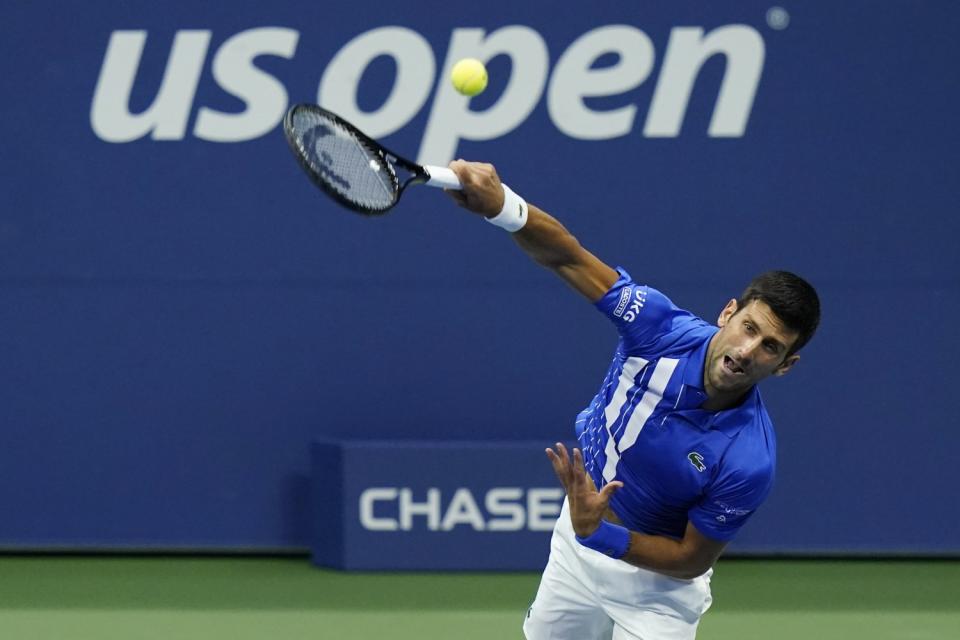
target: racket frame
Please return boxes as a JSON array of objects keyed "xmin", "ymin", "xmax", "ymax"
[{"xmin": 283, "ymin": 104, "xmax": 433, "ymax": 215}]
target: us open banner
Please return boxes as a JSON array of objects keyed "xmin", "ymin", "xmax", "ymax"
[{"xmin": 312, "ymin": 441, "xmax": 564, "ymax": 570}]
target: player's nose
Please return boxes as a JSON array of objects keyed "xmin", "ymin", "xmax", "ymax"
[{"xmin": 736, "ymin": 342, "xmax": 758, "ymax": 364}]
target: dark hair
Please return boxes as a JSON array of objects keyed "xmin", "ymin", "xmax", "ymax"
[{"xmin": 737, "ymin": 271, "xmax": 820, "ymax": 355}]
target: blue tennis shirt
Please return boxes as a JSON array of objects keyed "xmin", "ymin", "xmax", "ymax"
[{"xmin": 576, "ymin": 268, "xmax": 776, "ymax": 543}]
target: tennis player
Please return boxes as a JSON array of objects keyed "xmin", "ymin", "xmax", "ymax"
[{"xmin": 445, "ymin": 160, "xmax": 820, "ymax": 640}]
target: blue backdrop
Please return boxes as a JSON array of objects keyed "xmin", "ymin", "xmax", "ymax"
[{"xmin": 1, "ymin": 1, "xmax": 957, "ymax": 554}]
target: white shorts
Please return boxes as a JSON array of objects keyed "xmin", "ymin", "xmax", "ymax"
[{"xmin": 523, "ymin": 500, "xmax": 713, "ymax": 640}]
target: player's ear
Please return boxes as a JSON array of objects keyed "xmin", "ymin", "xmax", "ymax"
[
  {"xmin": 773, "ymin": 354, "xmax": 800, "ymax": 376},
  {"xmin": 717, "ymin": 299, "xmax": 739, "ymax": 327}
]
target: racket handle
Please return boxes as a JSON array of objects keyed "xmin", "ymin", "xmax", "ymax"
[{"xmin": 423, "ymin": 165, "xmax": 462, "ymax": 190}]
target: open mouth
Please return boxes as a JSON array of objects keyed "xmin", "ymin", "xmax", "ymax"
[{"xmin": 723, "ymin": 355, "xmax": 744, "ymax": 375}]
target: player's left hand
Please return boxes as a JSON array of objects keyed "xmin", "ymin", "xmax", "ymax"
[{"xmin": 546, "ymin": 442, "xmax": 623, "ymax": 538}]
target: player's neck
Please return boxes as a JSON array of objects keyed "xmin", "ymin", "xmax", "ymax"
[
  {"xmin": 701, "ymin": 365, "xmax": 752, "ymax": 411},
  {"xmin": 700, "ymin": 388, "xmax": 749, "ymax": 412}
]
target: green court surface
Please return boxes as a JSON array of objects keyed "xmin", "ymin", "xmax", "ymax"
[{"xmin": 1, "ymin": 557, "xmax": 957, "ymax": 639}]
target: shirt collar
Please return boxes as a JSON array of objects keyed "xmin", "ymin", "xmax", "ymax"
[
  {"xmin": 674, "ymin": 330, "xmax": 714, "ymax": 411},
  {"xmin": 682, "ymin": 329, "xmax": 715, "ymax": 390}
]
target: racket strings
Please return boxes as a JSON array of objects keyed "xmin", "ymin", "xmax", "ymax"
[{"xmin": 290, "ymin": 110, "xmax": 398, "ymax": 212}]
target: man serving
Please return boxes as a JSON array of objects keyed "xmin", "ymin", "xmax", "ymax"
[{"xmin": 446, "ymin": 160, "xmax": 821, "ymax": 640}]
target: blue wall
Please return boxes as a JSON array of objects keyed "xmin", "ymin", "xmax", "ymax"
[{"xmin": 1, "ymin": 1, "xmax": 957, "ymax": 554}]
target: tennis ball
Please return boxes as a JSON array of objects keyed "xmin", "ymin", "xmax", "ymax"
[{"xmin": 451, "ymin": 58, "xmax": 488, "ymax": 97}]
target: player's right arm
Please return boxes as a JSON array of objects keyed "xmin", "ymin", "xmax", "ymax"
[{"xmin": 447, "ymin": 160, "xmax": 618, "ymax": 302}]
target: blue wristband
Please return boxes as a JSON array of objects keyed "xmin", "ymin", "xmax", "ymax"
[{"xmin": 575, "ymin": 520, "xmax": 631, "ymax": 559}]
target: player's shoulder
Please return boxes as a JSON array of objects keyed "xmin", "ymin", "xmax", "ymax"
[{"xmin": 597, "ymin": 267, "xmax": 710, "ymax": 345}]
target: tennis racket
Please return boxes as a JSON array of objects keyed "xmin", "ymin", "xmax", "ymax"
[{"xmin": 283, "ymin": 103, "xmax": 462, "ymax": 215}]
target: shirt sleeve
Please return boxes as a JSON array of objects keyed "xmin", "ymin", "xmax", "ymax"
[
  {"xmin": 687, "ymin": 463, "xmax": 774, "ymax": 543},
  {"xmin": 593, "ymin": 267, "xmax": 686, "ymax": 353}
]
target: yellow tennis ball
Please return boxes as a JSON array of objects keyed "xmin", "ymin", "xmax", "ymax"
[{"xmin": 450, "ymin": 58, "xmax": 488, "ymax": 97}]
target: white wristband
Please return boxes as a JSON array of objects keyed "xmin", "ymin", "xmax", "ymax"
[{"xmin": 485, "ymin": 184, "xmax": 528, "ymax": 232}]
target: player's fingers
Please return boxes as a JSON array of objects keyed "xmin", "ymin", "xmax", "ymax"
[
  {"xmin": 545, "ymin": 447, "xmax": 572, "ymax": 489},
  {"xmin": 573, "ymin": 448, "xmax": 585, "ymax": 475},
  {"xmin": 448, "ymin": 159, "xmax": 471, "ymax": 187},
  {"xmin": 598, "ymin": 481, "xmax": 624, "ymax": 503},
  {"xmin": 556, "ymin": 442, "xmax": 575, "ymax": 469},
  {"xmin": 568, "ymin": 448, "xmax": 588, "ymax": 489},
  {"xmin": 545, "ymin": 445, "xmax": 567, "ymax": 473},
  {"xmin": 556, "ymin": 442, "xmax": 569, "ymax": 464},
  {"xmin": 545, "ymin": 447, "xmax": 559, "ymax": 467}
]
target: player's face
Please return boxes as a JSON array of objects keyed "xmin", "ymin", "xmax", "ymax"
[{"xmin": 704, "ymin": 299, "xmax": 800, "ymax": 399}]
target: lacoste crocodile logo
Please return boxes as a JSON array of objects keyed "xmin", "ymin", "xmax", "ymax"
[{"xmin": 688, "ymin": 452, "xmax": 706, "ymax": 472}]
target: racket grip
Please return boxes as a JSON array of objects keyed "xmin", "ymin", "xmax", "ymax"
[{"xmin": 423, "ymin": 165, "xmax": 462, "ymax": 190}]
